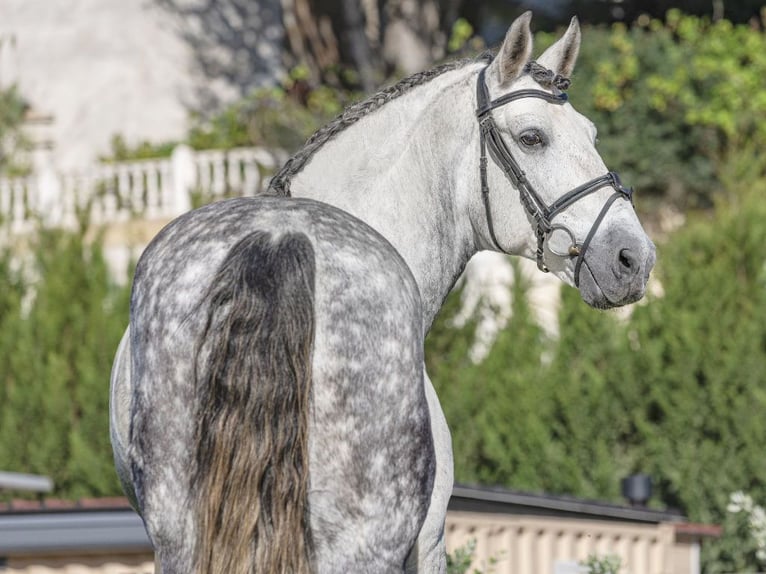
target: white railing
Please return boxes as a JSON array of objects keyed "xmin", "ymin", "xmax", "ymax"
[{"xmin": 0, "ymin": 145, "xmax": 287, "ymax": 234}]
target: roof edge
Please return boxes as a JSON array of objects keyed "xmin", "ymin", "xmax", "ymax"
[{"xmin": 450, "ymin": 484, "xmax": 685, "ymax": 524}]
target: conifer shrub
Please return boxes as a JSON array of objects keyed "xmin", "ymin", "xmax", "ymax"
[{"xmin": 0, "ymin": 225, "xmax": 130, "ymax": 499}]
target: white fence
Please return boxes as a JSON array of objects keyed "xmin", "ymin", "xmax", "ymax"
[{"xmin": 0, "ymin": 145, "xmax": 287, "ymax": 234}]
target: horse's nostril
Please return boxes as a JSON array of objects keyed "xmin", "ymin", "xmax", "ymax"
[{"xmin": 619, "ymin": 249, "xmax": 633, "ymax": 270}]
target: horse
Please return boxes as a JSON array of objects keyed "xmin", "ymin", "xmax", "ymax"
[{"xmin": 110, "ymin": 12, "xmax": 656, "ymax": 573}]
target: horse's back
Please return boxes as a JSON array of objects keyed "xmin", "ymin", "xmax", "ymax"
[{"xmin": 127, "ymin": 196, "xmax": 434, "ymax": 573}]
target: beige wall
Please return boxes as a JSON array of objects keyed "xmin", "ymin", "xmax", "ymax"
[
  {"xmin": 5, "ymin": 554, "xmax": 153, "ymax": 574},
  {"xmin": 445, "ymin": 511, "xmax": 688, "ymax": 574}
]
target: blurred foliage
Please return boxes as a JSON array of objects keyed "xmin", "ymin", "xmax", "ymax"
[
  {"xmin": 704, "ymin": 491, "xmax": 766, "ymax": 574},
  {"xmin": 446, "ymin": 539, "xmax": 478, "ymax": 574},
  {"xmin": 448, "ymin": 18, "xmax": 477, "ymax": 53},
  {"xmin": 539, "ymin": 11, "xmax": 766, "ymax": 211},
  {"xmin": 0, "ymin": 86, "xmax": 31, "ymax": 177},
  {"xmin": 188, "ymin": 87, "xmax": 336, "ymax": 153},
  {"xmin": 0, "ymin": 224, "xmax": 130, "ymax": 500},
  {"xmin": 428, "ymin": 261, "xmax": 576, "ymax": 492},
  {"xmin": 563, "ymin": 0, "xmax": 763, "ymax": 27},
  {"xmin": 101, "ymin": 134, "xmax": 177, "ymax": 162},
  {"xmin": 186, "ymin": 67, "xmax": 355, "ymax": 153},
  {"xmin": 445, "ymin": 537, "xmax": 500, "ymax": 574},
  {"xmin": 581, "ymin": 554, "xmax": 622, "ymax": 574},
  {"xmin": 469, "ymin": 0, "xmax": 765, "ymax": 36}
]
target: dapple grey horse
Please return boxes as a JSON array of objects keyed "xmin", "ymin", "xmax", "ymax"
[{"xmin": 110, "ymin": 13, "xmax": 656, "ymax": 573}]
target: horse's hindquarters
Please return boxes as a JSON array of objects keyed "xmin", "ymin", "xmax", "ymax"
[{"xmin": 126, "ymin": 197, "xmax": 435, "ymax": 573}]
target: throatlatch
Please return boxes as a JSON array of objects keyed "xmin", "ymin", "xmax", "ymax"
[{"xmin": 476, "ymin": 61, "xmax": 634, "ymax": 286}]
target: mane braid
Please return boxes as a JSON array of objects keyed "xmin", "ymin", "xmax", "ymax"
[
  {"xmin": 523, "ymin": 60, "xmax": 571, "ymax": 91},
  {"xmin": 269, "ymin": 57, "xmax": 475, "ymax": 195}
]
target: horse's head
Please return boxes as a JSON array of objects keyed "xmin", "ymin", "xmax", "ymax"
[{"xmin": 474, "ymin": 12, "xmax": 655, "ymax": 309}]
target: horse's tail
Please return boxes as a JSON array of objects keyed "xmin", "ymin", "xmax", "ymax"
[{"xmin": 191, "ymin": 230, "xmax": 315, "ymax": 574}]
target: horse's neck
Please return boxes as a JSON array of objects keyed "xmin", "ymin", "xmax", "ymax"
[{"xmin": 289, "ymin": 65, "xmax": 481, "ymax": 330}]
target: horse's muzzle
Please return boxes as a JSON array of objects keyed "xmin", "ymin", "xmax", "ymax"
[{"xmin": 578, "ymin": 230, "xmax": 656, "ymax": 309}]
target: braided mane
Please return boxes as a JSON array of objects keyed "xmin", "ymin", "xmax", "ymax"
[
  {"xmin": 269, "ymin": 58, "xmax": 473, "ymax": 195},
  {"xmin": 523, "ymin": 60, "xmax": 571, "ymax": 91}
]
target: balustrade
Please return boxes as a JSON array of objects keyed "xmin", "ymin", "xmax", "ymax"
[{"xmin": 0, "ymin": 146, "xmax": 285, "ymax": 233}]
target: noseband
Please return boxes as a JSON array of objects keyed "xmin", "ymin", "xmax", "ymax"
[{"xmin": 476, "ymin": 63, "xmax": 634, "ymax": 286}]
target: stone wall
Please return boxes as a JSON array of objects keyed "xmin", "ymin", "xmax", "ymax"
[{"xmin": 0, "ymin": 0, "xmax": 283, "ymax": 172}]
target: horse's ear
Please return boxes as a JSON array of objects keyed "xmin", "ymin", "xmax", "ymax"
[
  {"xmin": 491, "ymin": 11, "xmax": 534, "ymax": 87},
  {"xmin": 536, "ymin": 16, "xmax": 581, "ymax": 79}
]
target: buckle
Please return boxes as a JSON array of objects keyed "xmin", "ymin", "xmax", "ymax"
[
  {"xmin": 478, "ymin": 115, "xmax": 495, "ymax": 132},
  {"xmin": 609, "ymin": 172, "xmax": 634, "ymax": 203}
]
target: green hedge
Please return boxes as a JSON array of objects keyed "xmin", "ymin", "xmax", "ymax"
[
  {"xmin": 0, "ymin": 227, "xmax": 130, "ymax": 499},
  {"xmin": 537, "ymin": 11, "xmax": 766, "ymax": 211},
  {"xmin": 0, "ymin": 86, "xmax": 31, "ymax": 177}
]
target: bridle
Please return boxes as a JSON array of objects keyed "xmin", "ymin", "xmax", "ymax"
[{"xmin": 476, "ymin": 61, "xmax": 634, "ymax": 286}]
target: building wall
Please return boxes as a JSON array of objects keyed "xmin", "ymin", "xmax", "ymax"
[
  {"xmin": 5, "ymin": 553, "xmax": 153, "ymax": 574},
  {"xmin": 0, "ymin": 0, "xmax": 287, "ymax": 172},
  {"xmin": 445, "ymin": 511, "xmax": 684, "ymax": 574},
  {"xmin": 0, "ymin": 0, "xmax": 195, "ymax": 171}
]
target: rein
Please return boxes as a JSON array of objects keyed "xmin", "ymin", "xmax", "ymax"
[{"xmin": 476, "ymin": 62, "xmax": 634, "ymax": 286}]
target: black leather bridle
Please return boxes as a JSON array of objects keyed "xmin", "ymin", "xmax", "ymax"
[{"xmin": 476, "ymin": 63, "xmax": 634, "ymax": 286}]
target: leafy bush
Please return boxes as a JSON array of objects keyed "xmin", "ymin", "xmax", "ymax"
[
  {"xmin": 428, "ymin": 261, "xmax": 575, "ymax": 492},
  {"xmin": 705, "ymin": 492, "xmax": 766, "ymax": 573},
  {"xmin": 187, "ymin": 69, "xmax": 356, "ymax": 154},
  {"xmin": 446, "ymin": 538, "xmax": 501, "ymax": 574},
  {"xmin": 534, "ymin": 11, "xmax": 766, "ymax": 212},
  {"xmin": 101, "ymin": 134, "xmax": 177, "ymax": 162},
  {"xmin": 0, "ymin": 85, "xmax": 31, "ymax": 177},
  {"xmin": 582, "ymin": 554, "xmax": 622, "ymax": 574},
  {"xmin": 0, "ymin": 225, "xmax": 130, "ymax": 499},
  {"xmin": 447, "ymin": 539, "xmax": 478, "ymax": 574}
]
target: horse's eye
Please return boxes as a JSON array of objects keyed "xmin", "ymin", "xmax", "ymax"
[{"xmin": 519, "ymin": 131, "xmax": 543, "ymax": 147}]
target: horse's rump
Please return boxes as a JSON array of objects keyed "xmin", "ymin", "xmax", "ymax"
[{"xmin": 126, "ymin": 197, "xmax": 434, "ymax": 573}]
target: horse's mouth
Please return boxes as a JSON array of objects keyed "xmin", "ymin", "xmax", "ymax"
[{"xmin": 578, "ymin": 259, "xmax": 648, "ymax": 310}]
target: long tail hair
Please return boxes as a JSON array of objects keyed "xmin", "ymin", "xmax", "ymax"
[{"xmin": 191, "ymin": 230, "xmax": 315, "ymax": 574}]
